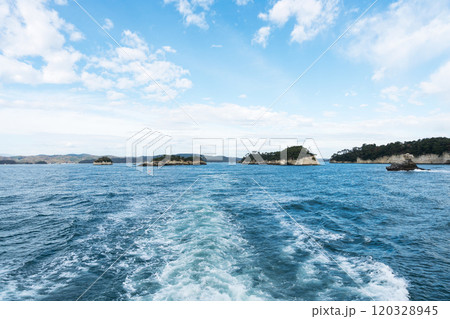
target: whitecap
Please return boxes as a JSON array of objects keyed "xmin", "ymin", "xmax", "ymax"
[{"xmin": 122, "ymin": 192, "xmax": 267, "ymax": 301}]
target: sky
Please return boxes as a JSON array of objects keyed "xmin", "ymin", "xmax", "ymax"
[{"xmin": 0, "ymin": 0, "xmax": 449, "ymax": 157}]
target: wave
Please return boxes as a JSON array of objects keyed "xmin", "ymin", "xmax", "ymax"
[
  {"xmin": 277, "ymin": 214, "xmax": 409, "ymax": 301},
  {"xmin": 414, "ymin": 169, "xmax": 450, "ymax": 174},
  {"xmin": 123, "ymin": 186, "xmax": 266, "ymax": 301}
]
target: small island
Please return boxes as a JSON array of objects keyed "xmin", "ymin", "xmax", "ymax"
[
  {"xmin": 330, "ymin": 137, "xmax": 450, "ymax": 164},
  {"xmin": 386, "ymin": 153, "xmax": 427, "ymax": 171},
  {"xmin": 139, "ymin": 155, "xmax": 206, "ymax": 166},
  {"xmin": 240, "ymin": 146, "xmax": 319, "ymax": 165},
  {"xmin": 93, "ymin": 156, "xmax": 113, "ymax": 165}
]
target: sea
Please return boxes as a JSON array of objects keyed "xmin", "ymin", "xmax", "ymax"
[{"xmin": 0, "ymin": 163, "xmax": 449, "ymax": 301}]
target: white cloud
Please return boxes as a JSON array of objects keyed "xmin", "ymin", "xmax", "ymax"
[
  {"xmin": 42, "ymin": 49, "xmax": 83, "ymax": 83},
  {"xmin": 163, "ymin": 46, "xmax": 176, "ymax": 53},
  {"xmin": 1, "ymin": 92, "xmax": 448, "ymax": 157},
  {"xmin": 0, "ymin": 0, "xmax": 83, "ymax": 84},
  {"xmin": 164, "ymin": 0, "xmax": 214, "ymax": 29},
  {"xmin": 235, "ymin": 0, "xmax": 252, "ymax": 5},
  {"xmin": 348, "ymin": 0, "xmax": 450, "ymax": 80},
  {"xmin": 254, "ymin": 0, "xmax": 339, "ymax": 46},
  {"xmin": 0, "ymin": 55, "xmax": 42, "ymax": 84},
  {"xmin": 345, "ymin": 90, "xmax": 357, "ymax": 97},
  {"xmin": 211, "ymin": 44, "xmax": 223, "ymax": 48},
  {"xmin": 420, "ymin": 60, "xmax": 450, "ymax": 95},
  {"xmin": 80, "ymin": 72, "xmax": 115, "ymax": 91},
  {"xmin": 371, "ymin": 67, "xmax": 386, "ymax": 81},
  {"xmin": 0, "ymin": 95, "xmax": 315, "ymax": 148},
  {"xmin": 376, "ymin": 102, "xmax": 398, "ymax": 113},
  {"xmin": 174, "ymin": 78, "xmax": 193, "ymax": 89},
  {"xmin": 102, "ymin": 18, "xmax": 114, "ymax": 30},
  {"xmin": 380, "ymin": 86, "xmax": 409, "ymax": 102},
  {"xmin": 238, "ymin": 94, "xmax": 247, "ymax": 99},
  {"xmin": 164, "ymin": 0, "xmax": 252, "ymax": 29},
  {"xmin": 54, "ymin": 0, "xmax": 67, "ymax": 5},
  {"xmin": 252, "ymin": 26, "xmax": 271, "ymax": 48},
  {"xmin": 63, "ymin": 22, "xmax": 85, "ymax": 41},
  {"xmin": 323, "ymin": 111, "xmax": 337, "ymax": 117},
  {"xmin": 106, "ymin": 90, "xmax": 125, "ymax": 100},
  {"xmin": 379, "ymin": 86, "xmax": 424, "ymax": 105},
  {"xmin": 83, "ymin": 30, "xmax": 192, "ymax": 100},
  {"xmin": 0, "ymin": 1, "xmax": 192, "ymax": 101}
]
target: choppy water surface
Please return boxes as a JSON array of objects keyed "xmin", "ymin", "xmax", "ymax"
[{"xmin": 0, "ymin": 163, "xmax": 448, "ymax": 300}]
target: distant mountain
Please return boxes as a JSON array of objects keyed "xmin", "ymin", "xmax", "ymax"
[
  {"xmin": 0, "ymin": 154, "xmax": 99, "ymax": 164},
  {"xmin": 0, "ymin": 153, "xmax": 239, "ymax": 164}
]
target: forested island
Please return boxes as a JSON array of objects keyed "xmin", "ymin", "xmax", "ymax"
[
  {"xmin": 330, "ymin": 137, "xmax": 450, "ymax": 164},
  {"xmin": 240, "ymin": 146, "xmax": 319, "ymax": 165},
  {"xmin": 140, "ymin": 155, "xmax": 206, "ymax": 166},
  {"xmin": 0, "ymin": 153, "xmax": 236, "ymax": 164},
  {"xmin": 93, "ymin": 156, "xmax": 113, "ymax": 165},
  {"xmin": 2, "ymin": 138, "xmax": 448, "ymax": 166}
]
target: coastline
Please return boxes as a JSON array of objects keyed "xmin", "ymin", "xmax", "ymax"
[{"xmin": 330, "ymin": 152, "xmax": 450, "ymax": 165}]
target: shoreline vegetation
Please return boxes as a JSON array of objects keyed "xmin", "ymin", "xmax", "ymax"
[
  {"xmin": 0, "ymin": 154, "xmax": 236, "ymax": 165},
  {"xmin": 93, "ymin": 156, "xmax": 113, "ymax": 165},
  {"xmin": 330, "ymin": 137, "xmax": 450, "ymax": 164},
  {"xmin": 139, "ymin": 155, "xmax": 207, "ymax": 166},
  {"xmin": 239, "ymin": 146, "xmax": 319, "ymax": 165},
  {"xmin": 1, "ymin": 137, "xmax": 449, "ymax": 166}
]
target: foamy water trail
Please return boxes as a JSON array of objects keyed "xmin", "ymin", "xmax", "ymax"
[
  {"xmin": 276, "ymin": 212, "xmax": 409, "ymax": 301},
  {"xmin": 414, "ymin": 169, "xmax": 450, "ymax": 174},
  {"xmin": 1, "ymin": 164, "xmax": 447, "ymax": 300},
  {"xmin": 123, "ymin": 177, "xmax": 266, "ymax": 300}
]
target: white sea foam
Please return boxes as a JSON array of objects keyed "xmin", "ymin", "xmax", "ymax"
[
  {"xmin": 0, "ymin": 251, "xmax": 86, "ymax": 300},
  {"xmin": 336, "ymin": 256, "xmax": 409, "ymax": 301},
  {"xmin": 123, "ymin": 190, "xmax": 266, "ymax": 301},
  {"xmin": 414, "ymin": 169, "xmax": 450, "ymax": 174},
  {"xmin": 277, "ymin": 212, "xmax": 409, "ymax": 301}
]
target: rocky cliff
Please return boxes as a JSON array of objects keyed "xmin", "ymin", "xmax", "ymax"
[
  {"xmin": 139, "ymin": 160, "xmax": 206, "ymax": 166},
  {"xmin": 264, "ymin": 156, "xmax": 319, "ymax": 166},
  {"xmin": 331, "ymin": 152, "xmax": 450, "ymax": 164}
]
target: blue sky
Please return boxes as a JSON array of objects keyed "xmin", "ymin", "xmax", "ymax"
[{"xmin": 0, "ymin": 0, "xmax": 449, "ymax": 157}]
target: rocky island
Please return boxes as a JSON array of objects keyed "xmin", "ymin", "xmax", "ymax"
[
  {"xmin": 330, "ymin": 137, "xmax": 450, "ymax": 164},
  {"xmin": 93, "ymin": 156, "xmax": 113, "ymax": 165},
  {"xmin": 240, "ymin": 146, "xmax": 319, "ymax": 165},
  {"xmin": 139, "ymin": 155, "xmax": 206, "ymax": 166},
  {"xmin": 386, "ymin": 154, "xmax": 427, "ymax": 171}
]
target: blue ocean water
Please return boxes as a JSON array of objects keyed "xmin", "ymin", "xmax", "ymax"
[{"xmin": 0, "ymin": 163, "xmax": 448, "ymax": 301}]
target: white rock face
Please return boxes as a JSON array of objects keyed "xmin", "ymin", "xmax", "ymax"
[
  {"xmin": 265, "ymin": 155, "xmax": 320, "ymax": 165},
  {"xmin": 353, "ymin": 152, "xmax": 450, "ymax": 164},
  {"xmin": 290, "ymin": 156, "xmax": 320, "ymax": 165}
]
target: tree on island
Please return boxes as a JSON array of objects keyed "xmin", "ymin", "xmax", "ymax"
[
  {"xmin": 240, "ymin": 146, "xmax": 315, "ymax": 163},
  {"xmin": 151, "ymin": 155, "xmax": 206, "ymax": 162},
  {"xmin": 330, "ymin": 137, "xmax": 450, "ymax": 162},
  {"xmin": 94, "ymin": 156, "xmax": 113, "ymax": 163}
]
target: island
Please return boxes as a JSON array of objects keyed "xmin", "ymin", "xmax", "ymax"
[
  {"xmin": 93, "ymin": 156, "xmax": 113, "ymax": 165},
  {"xmin": 330, "ymin": 137, "xmax": 450, "ymax": 164},
  {"xmin": 240, "ymin": 146, "xmax": 319, "ymax": 165},
  {"xmin": 139, "ymin": 155, "xmax": 206, "ymax": 166},
  {"xmin": 0, "ymin": 159, "xmax": 18, "ymax": 165},
  {"xmin": 0, "ymin": 153, "xmax": 230, "ymax": 164},
  {"xmin": 386, "ymin": 153, "xmax": 428, "ymax": 171}
]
